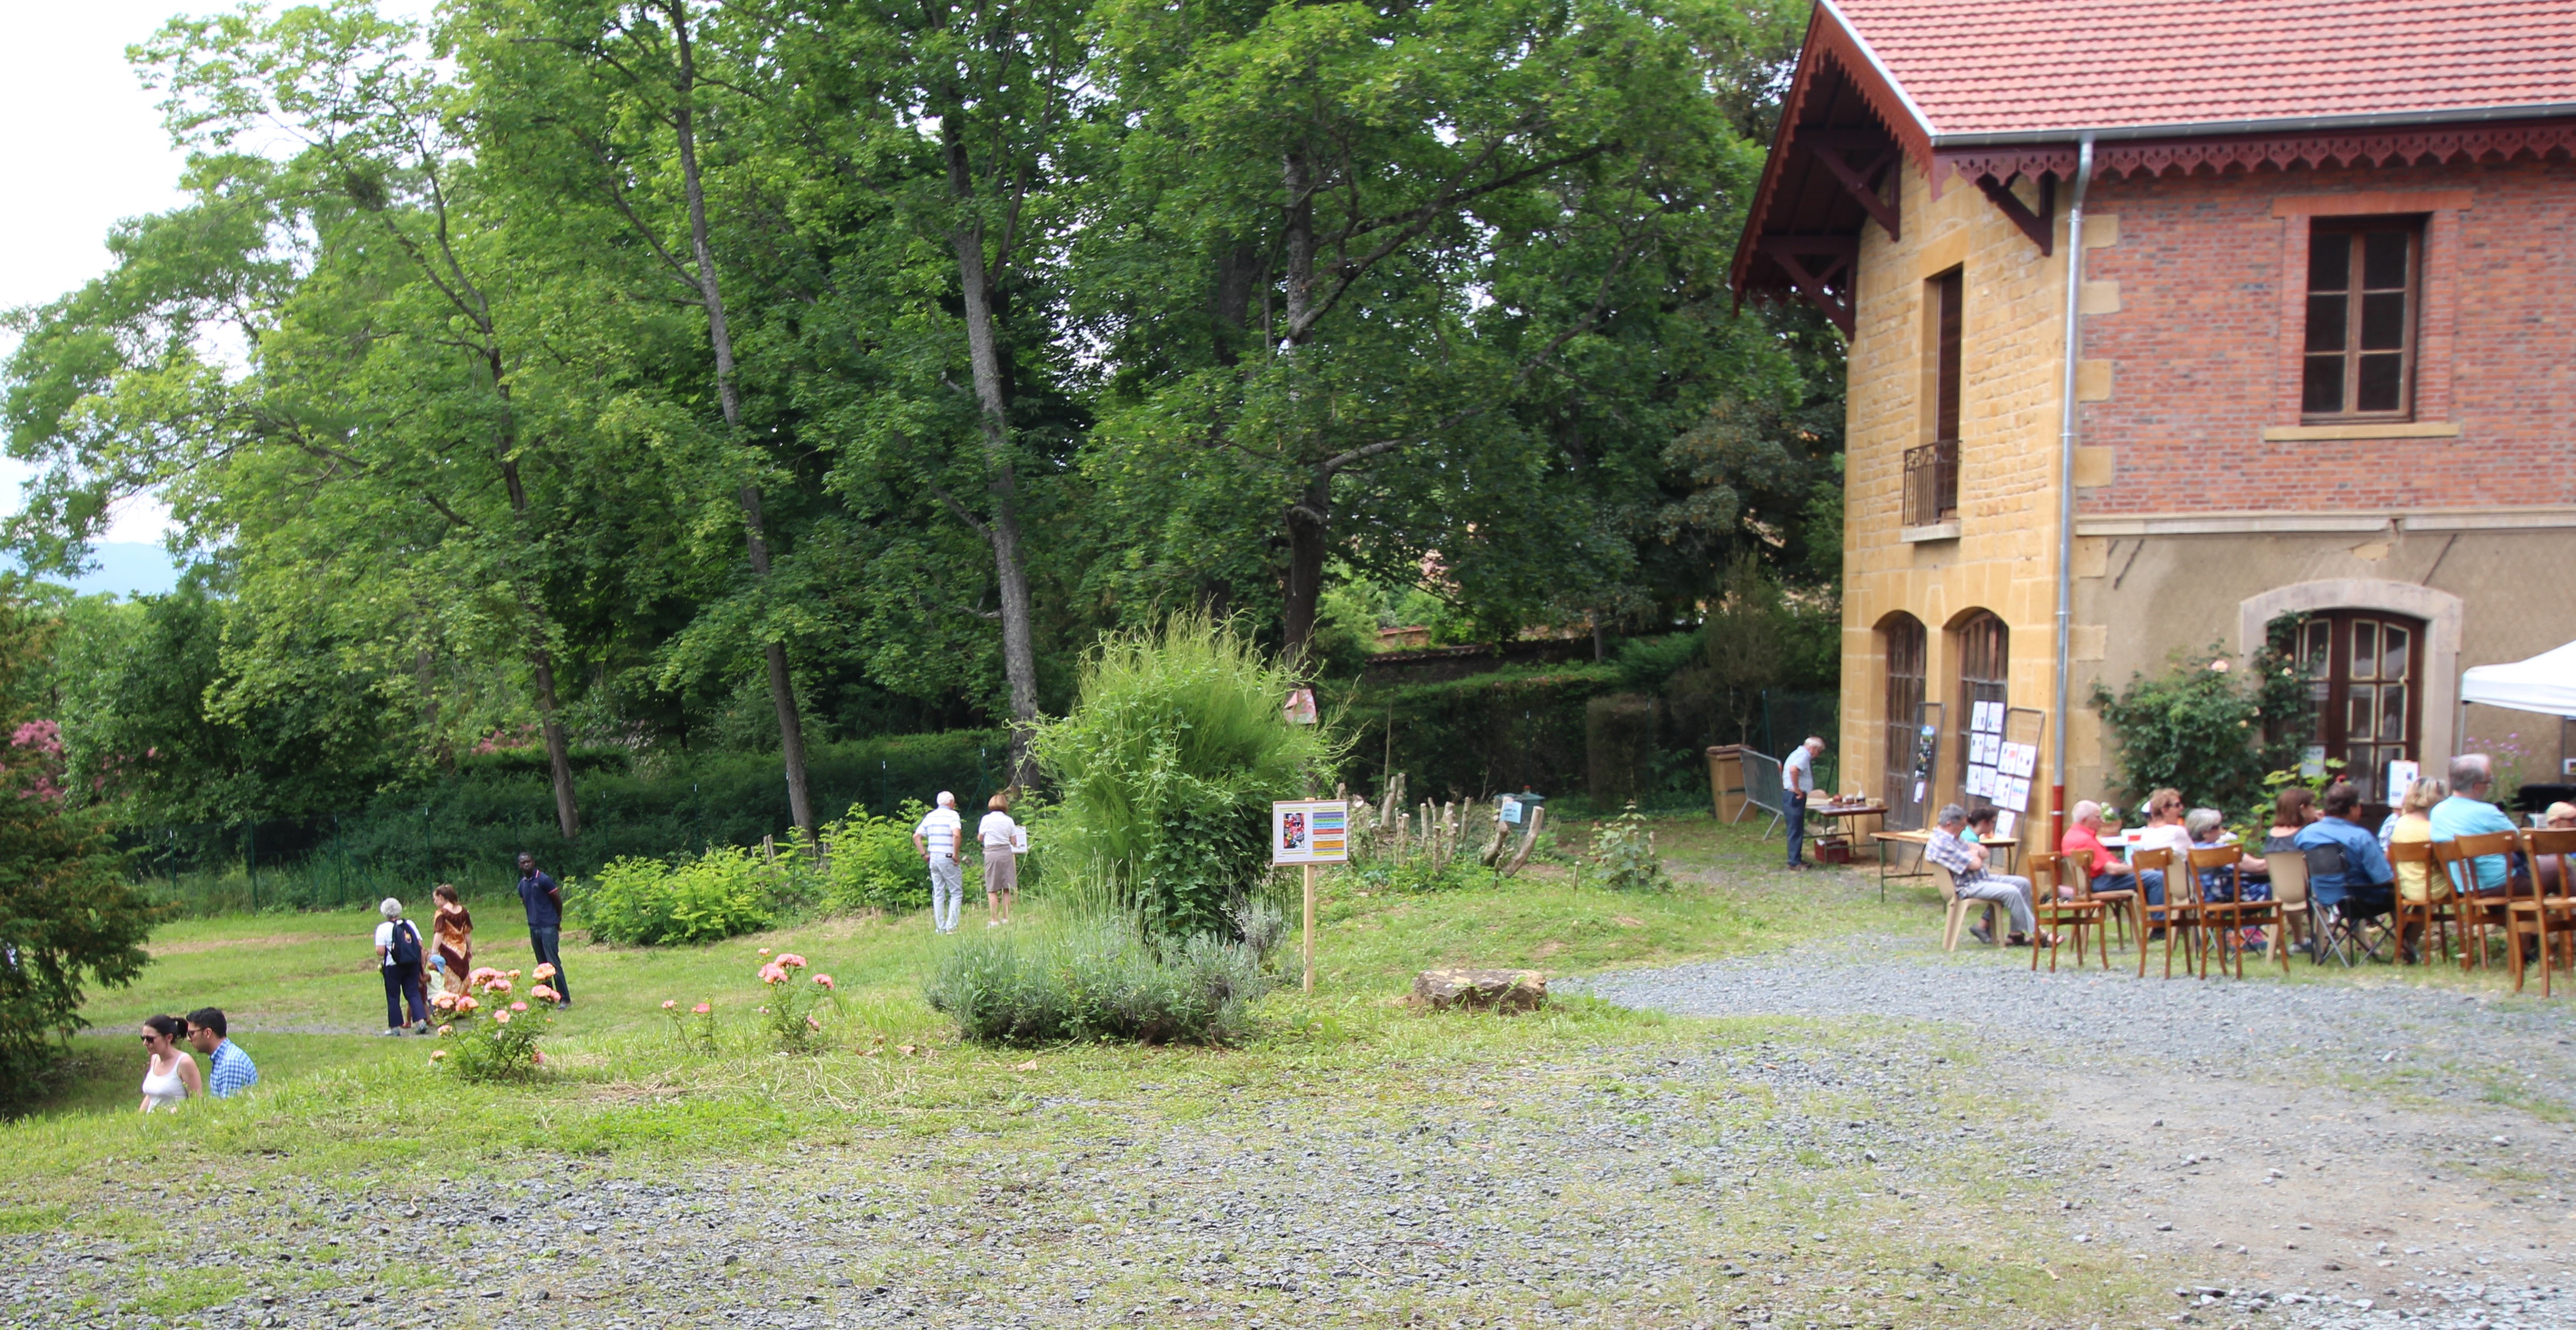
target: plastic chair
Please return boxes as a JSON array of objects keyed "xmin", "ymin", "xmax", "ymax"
[
  {"xmin": 2263, "ymin": 851, "xmax": 2314, "ymax": 961},
  {"xmin": 1933, "ymin": 861, "xmax": 1996, "ymax": 951}
]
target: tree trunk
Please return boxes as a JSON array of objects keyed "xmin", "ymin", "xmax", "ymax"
[
  {"xmin": 1275, "ymin": 150, "xmax": 1326, "ymax": 669},
  {"xmin": 667, "ymin": 0, "xmax": 817, "ymax": 843},
  {"xmin": 1281, "ymin": 474, "xmax": 1330, "ymax": 671},
  {"xmin": 943, "ymin": 117, "xmax": 1042, "ymax": 785},
  {"xmin": 529, "ymin": 645, "xmax": 580, "ymax": 839}
]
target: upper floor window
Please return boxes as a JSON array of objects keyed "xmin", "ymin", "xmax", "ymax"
[
  {"xmin": 2302, "ymin": 220, "xmax": 2421, "ymax": 420},
  {"xmin": 1904, "ymin": 268, "xmax": 1963, "ymax": 526}
]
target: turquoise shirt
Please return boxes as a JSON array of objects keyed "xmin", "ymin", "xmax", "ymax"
[{"xmin": 2428, "ymin": 794, "xmax": 2517, "ymax": 892}]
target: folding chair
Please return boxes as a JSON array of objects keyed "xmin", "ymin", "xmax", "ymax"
[{"xmin": 2307, "ymin": 841, "xmax": 2394, "ymax": 966}]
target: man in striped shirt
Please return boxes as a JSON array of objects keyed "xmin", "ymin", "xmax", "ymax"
[{"xmin": 913, "ymin": 792, "xmax": 968, "ymax": 934}]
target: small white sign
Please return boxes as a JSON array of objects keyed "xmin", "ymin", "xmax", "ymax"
[{"xmin": 1271, "ymin": 799, "xmax": 1349, "ymax": 865}]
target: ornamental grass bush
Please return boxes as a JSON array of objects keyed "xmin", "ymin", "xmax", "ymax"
[
  {"xmin": 924, "ymin": 914, "xmax": 1272, "ymax": 1047},
  {"xmin": 1031, "ymin": 613, "xmax": 1340, "ymax": 943}
]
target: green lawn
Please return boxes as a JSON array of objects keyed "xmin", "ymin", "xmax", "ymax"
[{"xmin": 13, "ymin": 817, "xmax": 1916, "ymax": 1182}]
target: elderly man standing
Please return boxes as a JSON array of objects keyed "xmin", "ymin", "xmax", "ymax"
[
  {"xmin": 2430, "ymin": 753, "xmax": 2525, "ymax": 898},
  {"xmin": 1781, "ymin": 736, "xmax": 1826, "ymax": 871},
  {"xmin": 1925, "ymin": 803, "xmax": 2048, "ymax": 947},
  {"xmin": 913, "ymin": 791, "xmax": 968, "ymax": 934},
  {"xmin": 2061, "ymin": 800, "xmax": 2164, "ymax": 906}
]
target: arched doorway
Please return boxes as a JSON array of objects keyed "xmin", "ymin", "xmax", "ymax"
[
  {"xmin": 1880, "ymin": 613, "xmax": 1928, "ymax": 828},
  {"xmin": 1953, "ymin": 611, "xmax": 2008, "ymax": 811}
]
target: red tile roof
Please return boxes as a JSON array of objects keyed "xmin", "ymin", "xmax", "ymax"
[{"xmin": 1835, "ymin": 0, "xmax": 2576, "ymax": 136}]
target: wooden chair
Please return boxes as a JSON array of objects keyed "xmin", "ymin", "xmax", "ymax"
[
  {"xmin": 2073, "ymin": 849, "xmax": 2140, "ymax": 951},
  {"xmin": 2496, "ymin": 828, "xmax": 2575, "ymax": 996},
  {"xmin": 2192, "ymin": 845, "xmax": 2287, "ymax": 978},
  {"xmin": 1933, "ymin": 861, "xmax": 1999, "ymax": 952},
  {"xmin": 2132, "ymin": 847, "xmax": 2202, "ymax": 978},
  {"xmin": 2438, "ymin": 832, "xmax": 2521, "ymax": 970},
  {"xmin": 2267, "ymin": 856, "xmax": 2329, "ymax": 958},
  {"xmin": 2527, "ymin": 828, "xmax": 2576, "ymax": 984},
  {"xmin": 2028, "ymin": 852, "xmax": 2104, "ymax": 972},
  {"xmin": 2390, "ymin": 838, "xmax": 2459, "ymax": 967}
]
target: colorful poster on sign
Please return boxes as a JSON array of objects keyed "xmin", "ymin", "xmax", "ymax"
[
  {"xmin": 1282, "ymin": 688, "xmax": 1319, "ymax": 725},
  {"xmin": 1271, "ymin": 799, "xmax": 1350, "ymax": 865}
]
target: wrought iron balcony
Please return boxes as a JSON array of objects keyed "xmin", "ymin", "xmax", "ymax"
[{"xmin": 1902, "ymin": 440, "xmax": 1959, "ymax": 528}]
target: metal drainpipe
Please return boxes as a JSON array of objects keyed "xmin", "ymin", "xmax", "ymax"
[{"xmin": 2050, "ymin": 133, "xmax": 2095, "ymax": 848}]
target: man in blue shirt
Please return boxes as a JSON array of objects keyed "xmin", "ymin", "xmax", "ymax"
[
  {"xmin": 2297, "ymin": 781, "xmax": 2396, "ymax": 933},
  {"xmin": 517, "ymin": 852, "xmax": 570, "ymax": 1008},
  {"xmin": 2429, "ymin": 753, "xmax": 2522, "ymax": 897},
  {"xmin": 185, "ymin": 1008, "xmax": 259, "ymax": 1098}
]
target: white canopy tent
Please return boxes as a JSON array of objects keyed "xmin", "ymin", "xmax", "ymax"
[{"xmin": 2460, "ymin": 639, "xmax": 2576, "ymax": 719}]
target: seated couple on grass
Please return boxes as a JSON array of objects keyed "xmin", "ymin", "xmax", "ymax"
[
  {"xmin": 137, "ymin": 1008, "xmax": 258, "ymax": 1113},
  {"xmin": 1925, "ymin": 803, "xmax": 2053, "ymax": 948}
]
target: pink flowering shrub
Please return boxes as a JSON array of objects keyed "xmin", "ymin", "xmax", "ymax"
[
  {"xmin": 753, "ymin": 951, "xmax": 841, "ymax": 1053},
  {"xmin": 432, "ymin": 965, "xmax": 552, "ymax": 1082},
  {"xmin": 660, "ymin": 998, "xmax": 720, "ymax": 1054}
]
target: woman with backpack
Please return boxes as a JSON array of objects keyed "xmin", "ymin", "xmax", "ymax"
[{"xmin": 374, "ymin": 897, "xmax": 430, "ymax": 1035}]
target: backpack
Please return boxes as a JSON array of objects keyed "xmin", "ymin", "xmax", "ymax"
[{"xmin": 391, "ymin": 919, "xmax": 424, "ymax": 968}]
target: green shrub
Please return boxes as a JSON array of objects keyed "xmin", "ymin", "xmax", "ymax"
[
  {"xmin": 1587, "ymin": 805, "xmax": 1671, "ymax": 891},
  {"xmin": 573, "ymin": 848, "xmax": 780, "ymax": 946},
  {"xmin": 924, "ymin": 916, "xmax": 1271, "ymax": 1046},
  {"xmin": 1032, "ymin": 614, "xmax": 1339, "ymax": 942},
  {"xmin": 2091, "ymin": 623, "xmax": 2309, "ymax": 814},
  {"xmin": 819, "ymin": 802, "xmax": 935, "ymax": 913}
]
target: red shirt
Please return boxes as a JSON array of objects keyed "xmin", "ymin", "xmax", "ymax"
[{"xmin": 2060, "ymin": 824, "xmax": 2113, "ymax": 879}]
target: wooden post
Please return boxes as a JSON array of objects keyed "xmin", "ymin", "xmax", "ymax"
[{"xmin": 1302, "ymin": 862, "xmax": 1317, "ymax": 993}]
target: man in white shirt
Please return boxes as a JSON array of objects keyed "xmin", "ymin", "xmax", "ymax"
[
  {"xmin": 913, "ymin": 791, "xmax": 968, "ymax": 934},
  {"xmin": 977, "ymin": 794, "xmax": 1022, "ymax": 927},
  {"xmin": 1782, "ymin": 736, "xmax": 1825, "ymax": 871}
]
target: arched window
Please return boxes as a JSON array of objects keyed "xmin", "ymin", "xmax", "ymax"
[
  {"xmin": 1880, "ymin": 615, "xmax": 1928, "ymax": 828},
  {"xmin": 1954, "ymin": 613, "xmax": 2008, "ymax": 809},
  {"xmin": 2295, "ymin": 611, "xmax": 2424, "ymax": 802}
]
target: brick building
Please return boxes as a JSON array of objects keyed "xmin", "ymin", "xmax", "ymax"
[{"xmin": 1734, "ymin": 0, "xmax": 2576, "ymax": 836}]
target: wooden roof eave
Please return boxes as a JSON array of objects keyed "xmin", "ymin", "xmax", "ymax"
[{"xmin": 1729, "ymin": 0, "xmax": 1942, "ymax": 325}]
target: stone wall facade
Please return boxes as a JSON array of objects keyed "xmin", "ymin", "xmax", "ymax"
[{"xmin": 1838, "ymin": 153, "xmax": 2576, "ymax": 832}]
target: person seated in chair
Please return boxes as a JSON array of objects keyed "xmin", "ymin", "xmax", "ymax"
[
  {"xmin": 1926, "ymin": 803, "xmax": 2052, "ymax": 948},
  {"xmin": 2061, "ymin": 800, "xmax": 2162, "ymax": 906},
  {"xmin": 2429, "ymin": 753, "xmax": 2529, "ymax": 900},
  {"xmin": 2297, "ymin": 781, "xmax": 2397, "ymax": 953}
]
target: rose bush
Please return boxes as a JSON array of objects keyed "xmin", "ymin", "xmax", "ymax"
[
  {"xmin": 752, "ymin": 949, "xmax": 840, "ymax": 1054},
  {"xmin": 431, "ymin": 963, "xmax": 554, "ymax": 1082}
]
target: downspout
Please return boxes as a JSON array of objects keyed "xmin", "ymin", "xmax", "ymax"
[{"xmin": 2049, "ymin": 133, "xmax": 2095, "ymax": 849}]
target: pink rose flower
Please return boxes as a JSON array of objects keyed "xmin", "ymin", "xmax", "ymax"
[
  {"xmin": 533, "ymin": 963, "xmax": 557, "ymax": 980},
  {"xmin": 662, "ymin": 1000, "xmax": 678, "ymax": 1010},
  {"xmin": 510, "ymin": 1001, "xmax": 529, "ymax": 1013},
  {"xmin": 758, "ymin": 963, "xmax": 789, "ymax": 985},
  {"xmin": 691, "ymin": 1003, "xmax": 711, "ymax": 1015},
  {"xmin": 813, "ymin": 974, "xmax": 835, "ymax": 991},
  {"xmin": 778, "ymin": 954, "xmax": 807, "ymax": 969},
  {"xmin": 493, "ymin": 1010, "xmax": 512, "ymax": 1025}
]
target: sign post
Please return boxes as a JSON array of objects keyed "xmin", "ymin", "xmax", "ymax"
[{"xmin": 1271, "ymin": 798, "xmax": 1348, "ymax": 992}]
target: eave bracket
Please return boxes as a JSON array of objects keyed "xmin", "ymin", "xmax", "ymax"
[
  {"xmin": 1975, "ymin": 171, "xmax": 2058, "ymax": 255},
  {"xmin": 1757, "ymin": 235, "xmax": 1860, "ymax": 337}
]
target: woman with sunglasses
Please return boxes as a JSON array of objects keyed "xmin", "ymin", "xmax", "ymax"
[{"xmin": 138, "ymin": 1014, "xmax": 203, "ymax": 1113}]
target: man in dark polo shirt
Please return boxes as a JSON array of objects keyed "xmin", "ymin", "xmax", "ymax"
[{"xmin": 517, "ymin": 851, "xmax": 570, "ymax": 1008}]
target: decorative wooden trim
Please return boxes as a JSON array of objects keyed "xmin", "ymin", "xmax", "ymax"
[
  {"xmin": 1938, "ymin": 121, "xmax": 2576, "ymax": 190},
  {"xmin": 1756, "ymin": 235, "xmax": 1859, "ymax": 336},
  {"xmin": 1802, "ymin": 130, "xmax": 1902, "ymax": 240},
  {"xmin": 2260, "ymin": 421, "xmax": 2460, "ymax": 441},
  {"xmin": 1973, "ymin": 173, "xmax": 2056, "ymax": 255}
]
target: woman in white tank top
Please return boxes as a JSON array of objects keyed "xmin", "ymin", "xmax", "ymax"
[{"xmin": 138, "ymin": 1015, "xmax": 202, "ymax": 1113}]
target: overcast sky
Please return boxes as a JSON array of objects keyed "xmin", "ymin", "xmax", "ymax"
[{"xmin": 1, "ymin": 0, "xmax": 435, "ymax": 563}]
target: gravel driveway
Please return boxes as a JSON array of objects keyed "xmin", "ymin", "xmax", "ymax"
[{"xmin": 13, "ymin": 937, "xmax": 2576, "ymax": 1330}]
